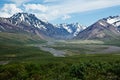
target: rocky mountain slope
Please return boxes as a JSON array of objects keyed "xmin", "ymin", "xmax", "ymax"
[
  {"xmin": 0, "ymin": 13, "xmax": 85, "ymax": 39},
  {"xmin": 1, "ymin": 13, "xmax": 120, "ymax": 40},
  {"xmin": 75, "ymin": 16, "xmax": 120, "ymax": 40}
]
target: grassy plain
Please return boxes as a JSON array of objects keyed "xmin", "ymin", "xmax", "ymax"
[{"xmin": 0, "ymin": 32, "xmax": 120, "ymax": 80}]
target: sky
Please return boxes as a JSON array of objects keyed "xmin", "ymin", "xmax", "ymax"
[{"xmin": 0, "ymin": 0, "xmax": 120, "ymax": 26}]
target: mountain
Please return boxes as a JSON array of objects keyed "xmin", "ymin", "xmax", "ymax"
[
  {"xmin": 104, "ymin": 15, "xmax": 120, "ymax": 27},
  {"xmin": 103, "ymin": 15, "xmax": 120, "ymax": 31},
  {"xmin": 4, "ymin": 13, "xmax": 62, "ymax": 39},
  {"xmin": 0, "ymin": 13, "xmax": 85, "ymax": 39},
  {"xmin": 54, "ymin": 23, "xmax": 86, "ymax": 36},
  {"xmin": 0, "ymin": 17, "xmax": 24, "ymax": 33},
  {"xmin": 0, "ymin": 13, "xmax": 50, "ymax": 39},
  {"xmin": 2, "ymin": 12, "xmax": 120, "ymax": 40},
  {"xmin": 75, "ymin": 16, "xmax": 120, "ymax": 40}
]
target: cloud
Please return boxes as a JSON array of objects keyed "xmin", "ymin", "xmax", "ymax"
[
  {"xmin": 29, "ymin": 0, "xmax": 120, "ymax": 21},
  {"xmin": 47, "ymin": 0, "xmax": 120, "ymax": 15},
  {"xmin": 62, "ymin": 15, "xmax": 71, "ymax": 20},
  {"xmin": 44, "ymin": 0, "xmax": 58, "ymax": 3},
  {"xmin": 44, "ymin": 0, "xmax": 120, "ymax": 20},
  {"xmin": 23, "ymin": 4, "xmax": 49, "ymax": 20},
  {"xmin": 23, "ymin": 4, "xmax": 48, "ymax": 12},
  {"xmin": 0, "ymin": 0, "xmax": 120, "ymax": 21},
  {"xmin": 0, "ymin": 4, "xmax": 22, "ymax": 17},
  {"xmin": 10, "ymin": 0, "xmax": 30, "ymax": 6}
]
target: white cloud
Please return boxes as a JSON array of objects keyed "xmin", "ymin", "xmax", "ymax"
[
  {"xmin": 22, "ymin": 4, "xmax": 60, "ymax": 20},
  {"xmin": 11, "ymin": 0, "xmax": 30, "ymax": 6},
  {"xmin": 62, "ymin": 15, "xmax": 71, "ymax": 20},
  {"xmin": 0, "ymin": 0, "xmax": 120, "ymax": 21},
  {"xmin": 45, "ymin": 0, "xmax": 120, "ymax": 21},
  {"xmin": 44, "ymin": 0, "xmax": 58, "ymax": 3},
  {"xmin": 0, "ymin": 4, "xmax": 22, "ymax": 17},
  {"xmin": 0, "ymin": 12, "xmax": 12, "ymax": 18},
  {"xmin": 35, "ymin": 0, "xmax": 120, "ymax": 21},
  {"xmin": 47, "ymin": 0, "xmax": 120, "ymax": 15},
  {"xmin": 23, "ymin": 4, "xmax": 48, "ymax": 12}
]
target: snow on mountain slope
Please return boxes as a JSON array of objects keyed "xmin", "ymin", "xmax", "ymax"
[
  {"xmin": 73, "ymin": 23, "xmax": 86, "ymax": 36},
  {"xmin": 104, "ymin": 15, "xmax": 120, "ymax": 27},
  {"xmin": 75, "ymin": 19, "xmax": 120, "ymax": 40},
  {"xmin": 60, "ymin": 23, "xmax": 73, "ymax": 33},
  {"xmin": 10, "ymin": 13, "xmax": 47, "ymax": 29},
  {"xmin": 10, "ymin": 13, "xmax": 86, "ymax": 37},
  {"xmin": 55, "ymin": 23, "xmax": 86, "ymax": 36},
  {"xmin": 0, "ymin": 12, "xmax": 86, "ymax": 39}
]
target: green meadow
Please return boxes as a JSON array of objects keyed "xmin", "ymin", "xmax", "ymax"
[{"xmin": 0, "ymin": 32, "xmax": 120, "ymax": 80}]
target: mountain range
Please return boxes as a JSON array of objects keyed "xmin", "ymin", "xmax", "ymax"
[
  {"xmin": 0, "ymin": 12, "xmax": 120, "ymax": 40},
  {"xmin": 0, "ymin": 13, "xmax": 85, "ymax": 39},
  {"xmin": 75, "ymin": 16, "xmax": 120, "ymax": 40}
]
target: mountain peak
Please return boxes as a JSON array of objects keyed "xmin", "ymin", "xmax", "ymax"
[
  {"xmin": 10, "ymin": 12, "xmax": 37, "ymax": 21},
  {"xmin": 9, "ymin": 12, "xmax": 49, "ymax": 29},
  {"xmin": 102, "ymin": 15, "xmax": 120, "ymax": 27},
  {"xmin": 75, "ymin": 16, "xmax": 120, "ymax": 40},
  {"xmin": 11, "ymin": 12, "xmax": 35, "ymax": 17},
  {"xmin": 54, "ymin": 23, "xmax": 86, "ymax": 36}
]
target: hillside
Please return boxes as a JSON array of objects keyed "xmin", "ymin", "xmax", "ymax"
[
  {"xmin": 0, "ymin": 13, "xmax": 85, "ymax": 39},
  {"xmin": 75, "ymin": 17, "xmax": 120, "ymax": 40},
  {"xmin": 0, "ymin": 32, "xmax": 45, "ymax": 45}
]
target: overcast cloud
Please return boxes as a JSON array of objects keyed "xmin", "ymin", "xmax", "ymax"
[{"xmin": 0, "ymin": 0, "xmax": 120, "ymax": 20}]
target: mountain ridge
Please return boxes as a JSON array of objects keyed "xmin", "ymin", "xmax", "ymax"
[
  {"xmin": 0, "ymin": 12, "xmax": 120, "ymax": 40},
  {"xmin": 75, "ymin": 16, "xmax": 120, "ymax": 40},
  {"xmin": 0, "ymin": 12, "xmax": 85, "ymax": 39}
]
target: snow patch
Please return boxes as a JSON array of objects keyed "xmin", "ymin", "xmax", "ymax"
[
  {"xmin": 114, "ymin": 21, "xmax": 120, "ymax": 27},
  {"xmin": 106, "ymin": 16, "xmax": 120, "ymax": 25},
  {"xmin": 99, "ymin": 22, "xmax": 106, "ymax": 26},
  {"xmin": 20, "ymin": 14, "xmax": 25, "ymax": 21},
  {"xmin": 63, "ymin": 24, "xmax": 72, "ymax": 33},
  {"xmin": 74, "ymin": 24, "xmax": 86, "ymax": 36}
]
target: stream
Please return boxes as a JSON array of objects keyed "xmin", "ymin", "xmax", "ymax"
[
  {"xmin": 30, "ymin": 41, "xmax": 66, "ymax": 57},
  {"xmin": 37, "ymin": 45, "xmax": 65, "ymax": 57}
]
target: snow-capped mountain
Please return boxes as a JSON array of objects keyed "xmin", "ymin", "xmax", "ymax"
[
  {"xmin": 10, "ymin": 13, "xmax": 48, "ymax": 29},
  {"xmin": 54, "ymin": 23, "xmax": 86, "ymax": 37},
  {"xmin": 73, "ymin": 23, "xmax": 86, "ymax": 36},
  {"xmin": 0, "ymin": 17, "xmax": 25, "ymax": 33},
  {"xmin": 1, "ymin": 13, "xmax": 120, "ymax": 40},
  {"xmin": 103, "ymin": 15, "xmax": 120, "ymax": 28},
  {"xmin": 0, "ymin": 13, "xmax": 85, "ymax": 39},
  {"xmin": 75, "ymin": 16, "xmax": 120, "ymax": 40}
]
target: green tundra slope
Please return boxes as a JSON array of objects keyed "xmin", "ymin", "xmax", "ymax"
[{"xmin": 0, "ymin": 32, "xmax": 120, "ymax": 80}]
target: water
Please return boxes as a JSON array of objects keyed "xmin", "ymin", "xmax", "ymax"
[
  {"xmin": 32, "ymin": 42, "xmax": 66, "ymax": 57},
  {"xmin": 39, "ymin": 45, "xmax": 65, "ymax": 57}
]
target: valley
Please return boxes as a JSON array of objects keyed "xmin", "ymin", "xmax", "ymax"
[
  {"xmin": 0, "ymin": 36, "xmax": 120, "ymax": 80},
  {"xmin": 0, "ymin": 13, "xmax": 120, "ymax": 80},
  {"xmin": 24, "ymin": 39, "xmax": 120, "ymax": 57}
]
